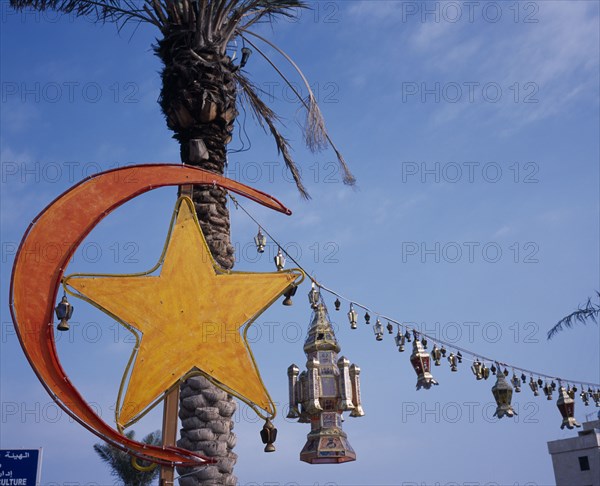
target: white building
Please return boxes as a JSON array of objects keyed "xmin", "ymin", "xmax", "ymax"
[{"xmin": 547, "ymin": 417, "xmax": 600, "ymax": 486}]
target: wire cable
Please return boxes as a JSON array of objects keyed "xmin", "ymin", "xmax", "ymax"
[{"xmin": 230, "ymin": 194, "xmax": 600, "ymax": 390}]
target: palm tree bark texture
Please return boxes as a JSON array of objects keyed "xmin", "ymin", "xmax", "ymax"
[
  {"xmin": 9, "ymin": 1, "xmax": 356, "ymax": 484},
  {"xmin": 157, "ymin": 37, "xmax": 239, "ymax": 485}
]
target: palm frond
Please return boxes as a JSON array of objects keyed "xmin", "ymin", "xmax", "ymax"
[
  {"xmin": 547, "ymin": 291, "xmax": 600, "ymax": 340},
  {"xmin": 241, "ymin": 31, "xmax": 356, "ymax": 186},
  {"xmin": 236, "ymin": 72, "xmax": 310, "ymax": 199},
  {"xmin": 9, "ymin": 0, "xmax": 160, "ymax": 27},
  {"xmin": 93, "ymin": 430, "xmax": 161, "ymax": 486}
]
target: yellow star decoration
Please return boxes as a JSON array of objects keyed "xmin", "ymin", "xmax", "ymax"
[{"xmin": 64, "ymin": 197, "xmax": 303, "ymax": 428}]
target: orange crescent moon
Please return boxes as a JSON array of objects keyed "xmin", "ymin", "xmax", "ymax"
[{"xmin": 9, "ymin": 163, "xmax": 292, "ymax": 467}]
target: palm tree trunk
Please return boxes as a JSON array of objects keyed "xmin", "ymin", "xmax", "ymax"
[{"xmin": 156, "ymin": 32, "xmax": 239, "ymax": 486}]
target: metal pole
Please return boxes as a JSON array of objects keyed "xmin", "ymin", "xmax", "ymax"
[{"xmin": 160, "ymin": 386, "xmax": 180, "ymax": 486}]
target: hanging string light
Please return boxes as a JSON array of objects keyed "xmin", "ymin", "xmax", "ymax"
[
  {"xmin": 556, "ymin": 385, "xmax": 581, "ymax": 429},
  {"xmin": 410, "ymin": 331, "xmax": 438, "ymax": 390},
  {"xmin": 347, "ymin": 304, "xmax": 358, "ymax": 330},
  {"xmin": 308, "ymin": 281, "xmax": 320, "ymax": 309},
  {"xmin": 274, "ymin": 247, "xmax": 286, "ymax": 271},
  {"xmin": 334, "ymin": 298, "xmax": 341, "ymax": 311},
  {"xmin": 395, "ymin": 328, "xmax": 406, "ymax": 352},
  {"xmin": 373, "ymin": 319, "xmax": 384, "ymax": 341},
  {"xmin": 471, "ymin": 360, "xmax": 484, "ymax": 380},
  {"xmin": 431, "ymin": 344, "xmax": 442, "ymax": 366},
  {"xmin": 254, "ymin": 227, "xmax": 267, "ymax": 253},
  {"xmin": 447, "ymin": 352, "xmax": 458, "ymax": 372},
  {"xmin": 529, "ymin": 377, "xmax": 539, "ymax": 396},
  {"xmin": 229, "ymin": 193, "xmax": 600, "ymax": 427},
  {"xmin": 511, "ymin": 372, "xmax": 522, "ymax": 393},
  {"xmin": 491, "ymin": 367, "xmax": 516, "ymax": 418}
]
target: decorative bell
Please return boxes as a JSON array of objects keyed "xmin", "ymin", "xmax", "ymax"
[
  {"xmin": 447, "ymin": 353, "xmax": 458, "ymax": 372},
  {"xmin": 431, "ymin": 345, "xmax": 442, "ymax": 366},
  {"xmin": 471, "ymin": 360, "xmax": 484, "ymax": 380},
  {"xmin": 410, "ymin": 336, "xmax": 438, "ymax": 390},
  {"xmin": 347, "ymin": 304, "xmax": 358, "ymax": 330},
  {"xmin": 556, "ymin": 385, "xmax": 581, "ymax": 429},
  {"xmin": 55, "ymin": 294, "xmax": 74, "ymax": 332},
  {"xmin": 260, "ymin": 419, "xmax": 277, "ymax": 452},
  {"xmin": 529, "ymin": 377, "xmax": 539, "ymax": 396},
  {"xmin": 395, "ymin": 330, "xmax": 405, "ymax": 352},
  {"xmin": 308, "ymin": 282, "xmax": 320, "ymax": 309},
  {"xmin": 373, "ymin": 319, "xmax": 384, "ymax": 341},
  {"xmin": 254, "ymin": 228, "xmax": 267, "ymax": 253},
  {"xmin": 282, "ymin": 285, "xmax": 297, "ymax": 306},
  {"xmin": 386, "ymin": 321, "xmax": 394, "ymax": 334},
  {"xmin": 511, "ymin": 373, "xmax": 521, "ymax": 393},
  {"xmin": 334, "ymin": 298, "xmax": 341, "ymax": 311},
  {"xmin": 364, "ymin": 312, "xmax": 370, "ymax": 325},
  {"xmin": 492, "ymin": 370, "xmax": 517, "ymax": 418},
  {"xmin": 274, "ymin": 247, "xmax": 286, "ymax": 271}
]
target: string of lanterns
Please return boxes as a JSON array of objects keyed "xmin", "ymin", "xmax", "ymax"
[{"xmin": 230, "ymin": 194, "xmax": 600, "ymax": 429}]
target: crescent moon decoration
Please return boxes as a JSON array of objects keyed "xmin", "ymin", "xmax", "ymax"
[{"xmin": 9, "ymin": 164, "xmax": 301, "ymax": 467}]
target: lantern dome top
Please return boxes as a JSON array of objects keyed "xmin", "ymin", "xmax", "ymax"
[{"xmin": 304, "ymin": 303, "xmax": 340, "ymax": 354}]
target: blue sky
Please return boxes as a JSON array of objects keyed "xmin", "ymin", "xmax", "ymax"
[{"xmin": 1, "ymin": 1, "xmax": 599, "ymax": 484}]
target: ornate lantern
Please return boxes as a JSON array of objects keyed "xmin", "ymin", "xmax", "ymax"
[
  {"xmin": 260, "ymin": 419, "xmax": 277, "ymax": 452},
  {"xmin": 481, "ymin": 363, "xmax": 490, "ymax": 380},
  {"xmin": 491, "ymin": 369, "xmax": 517, "ymax": 418},
  {"xmin": 373, "ymin": 319, "xmax": 383, "ymax": 341},
  {"xmin": 556, "ymin": 385, "xmax": 581, "ymax": 429},
  {"xmin": 386, "ymin": 321, "xmax": 394, "ymax": 334},
  {"xmin": 580, "ymin": 389, "xmax": 590, "ymax": 406},
  {"xmin": 409, "ymin": 332, "xmax": 438, "ymax": 390},
  {"xmin": 308, "ymin": 282, "xmax": 320, "ymax": 309},
  {"xmin": 471, "ymin": 360, "xmax": 484, "ymax": 380},
  {"xmin": 55, "ymin": 294, "xmax": 74, "ymax": 332},
  {"xmin": 334, "ymin": 298, "xmax": 341, "ymax": 311},
  {"xmin": 347, "ymin": 304, "xmax": 358, "ymax": 330},
  {"xmin": 274, "ymin": 247, "xmax": 286, "ymax": 271},
  {"xmin": 592, "ymin": 388, "xmax": 600, "ymax": 407},
  {"xmin": 543, "ymin": 382, "xmax": 553, "ymax": 401},
  {"xmin": 529, "ymin": 377, "xmax": 539, "ymax": 396},
  {"xmin": 395, "ymin": 330, "xmax": 405, "ymax": 352},
  {"xmin": 254, "ymin": 228, "xmax": 267, "ymax": 253},
  {"xmin": 431, "ymin": 345, "xmax": 442, "ymax": 366},
  {"xmin": 282, "ymin": 285, "xmax": 297, "ymax": 306},
  {"xmin": 447, "ymin": 353, "xmax": 458, "ymax": 372},
  {"xmin": 288, "ymin": 302, "xmax": 363, "ymax": 464},
  {"xmin": 511, "ymin": 373, "xmax": 521, "ymax": 393}
]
